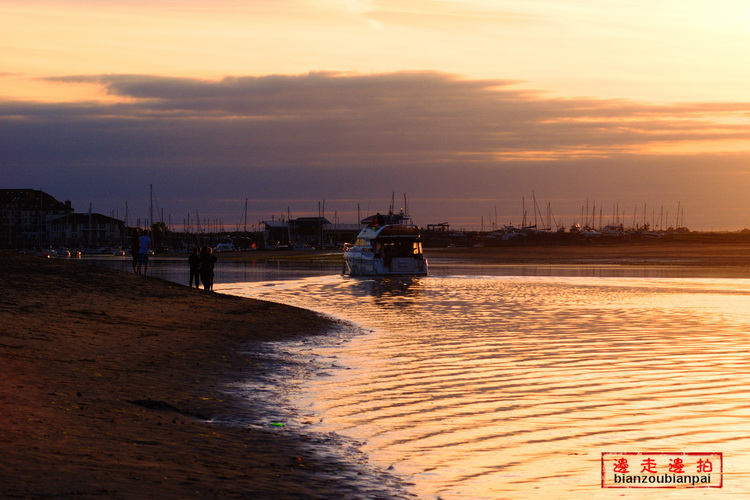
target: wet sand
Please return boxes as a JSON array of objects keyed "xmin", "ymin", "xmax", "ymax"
[{"xmin": 0, "ymin": 251, "xmax": 409, "ymax": 499}]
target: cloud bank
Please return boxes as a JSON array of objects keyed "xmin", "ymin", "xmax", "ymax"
[{"xmin": 2, "ymin": 71, "xmax": 750, "ymax": 229}]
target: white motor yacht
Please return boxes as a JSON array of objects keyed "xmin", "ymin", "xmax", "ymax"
[{"xmin": 343, "ymin": 213, "xmax": 428, "ymax": 276}]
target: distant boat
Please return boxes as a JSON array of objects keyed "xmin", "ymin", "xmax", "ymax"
[
  {"xmin": 214, "ymin": 243, "xmax": 237, "ymax": 252},
  {"xmin": 343, "ymin": 212, "xmax": 428, "ymax": 276},
  {"xmin": 642, "ymin": 230, "xmax": 664, "ymax": 238},
  {"xmin": 600, "ymin": 225, "xmax": 624, "ymax": 237}
]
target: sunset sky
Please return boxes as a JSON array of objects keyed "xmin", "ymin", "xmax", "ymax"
[{"xmin": 2, "ymin": 0, "xmax": 750, "ymax": 230}]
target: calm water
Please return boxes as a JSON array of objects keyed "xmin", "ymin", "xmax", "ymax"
[
  {"xmin": 217, "ymin": 270, "xmax": 750, "ymax": 499},
  {"xmin": 85, "ymin": 256, "xmax": 750, "ymax": 498}
]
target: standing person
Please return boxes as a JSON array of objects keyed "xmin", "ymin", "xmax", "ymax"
[
  {"xmin": 199, "ymin": 245, "xmax": 217, "ymax": 291},
  {"xmin": 136, "ymin": 229, "xmax": 152, "ymax": 275},
  {"xmin": 129, "ymin": 228, "xmax": 140, "ymax": 273},
  {"xmin": 188, "ymin": 247, "xmax": 201, "ymax": 288}
]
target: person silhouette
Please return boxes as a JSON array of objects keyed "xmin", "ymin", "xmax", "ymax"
[
  {"xmin": 199, "ymin": 246, "xmax": 217, "ymax": 291},
  {"xmin": 129, "ymin": 228, "xmax": 140, "ymax": 273},
  {"xmin": 188, "ymin": 247, "xmax": 201, "ymax": 288},
  {"xmin": 136, "ymin": 229, "xmax": 151, "ymax": 275}
]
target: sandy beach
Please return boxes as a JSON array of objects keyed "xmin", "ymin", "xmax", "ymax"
[{"xmin": 0, "ymin": 251, "xmax": 409, "ymax": 499}]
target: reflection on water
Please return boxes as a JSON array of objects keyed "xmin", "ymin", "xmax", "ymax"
[
  {"xmin": 78, "ymin": 253, "xmax": 704, "ymax": 287},
  {"xmin": 79, "ymin": 255, "xmax": 342, "ymax": 286},
  {"xmin": 218, "ymin": 274, "xmax": 750, "ymax": 499}
]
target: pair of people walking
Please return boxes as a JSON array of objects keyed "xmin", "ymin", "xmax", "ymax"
[{"xmin": 188, "ymin": 246, "xmax": 217, "ymax": 291}]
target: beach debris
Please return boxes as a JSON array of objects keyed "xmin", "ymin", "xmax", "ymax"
[
  {"xmin": 130, "ymin": 439, "xmax": 162, "ymax": 446},
  {"xmin": 270, "ymin": 422, "xmax": 285, "ymax": 427},
  {"xmin": 130, "ymin": 399, "xmax": 182, "ymax": 412},
  {"xmin": 128, "ymin": 399, "xmax": 210, "ymax": 420}
]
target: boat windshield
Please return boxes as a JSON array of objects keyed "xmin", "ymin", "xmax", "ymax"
[{"xmin": 377, "ymin": 240, "xmax": 423, "ymax": 257}]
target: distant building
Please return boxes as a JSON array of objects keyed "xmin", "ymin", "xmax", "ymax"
[
  {"xmin": 262, "ymin": 220, "xmax": 290, "ymax": 248},
  {"xmin": 262, "ymin": 217, "xmax": 359, "ymax": 248},
  {"xmin": 289, "ymin": 217, "xmax": 331, "ymax": 247},
  {"xmin": 0, "ymin": 189, "xmax": 125, "ymax": 249},
  {"xmin": 47, "ymin": 213, "xmax": 125, "ymax": 249},
  {"xmin": 0, "ymin": 189, "xmax": 74, "ymax": 248}
]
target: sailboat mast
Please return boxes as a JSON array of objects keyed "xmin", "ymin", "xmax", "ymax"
[{"xmin": 149, "ymin": 184, "xmax": 154, "ymax": 228}]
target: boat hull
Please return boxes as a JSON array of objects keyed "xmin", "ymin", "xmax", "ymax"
[{"xmin": 343, "ymin": 254, "xmax": 428, "ymax": 276}]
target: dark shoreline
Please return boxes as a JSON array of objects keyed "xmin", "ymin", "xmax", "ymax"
[
  {"xmin": 213, "ymin": 237, "xmax": 750, "ymax": 278},
  {"xmin": 0, "ymin": 251, "xmax": 412, "ymax": 499},
  {"xmin": 424, "ymin": 241, "xmax": 750, "ymax": 278}
]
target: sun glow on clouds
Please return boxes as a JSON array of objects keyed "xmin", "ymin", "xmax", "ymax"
[
  {"xmin": 3, "ymin": 0, "xmax": 750, "ymax": 102},
  {"xmin": 4, "ymin": 72, "xmax": 749, "ymax": 163}
]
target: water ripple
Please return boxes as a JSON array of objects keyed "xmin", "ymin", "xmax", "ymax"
[{"xmin": 218, "ymin": 274, "xmax": 750, "ymax": 499}]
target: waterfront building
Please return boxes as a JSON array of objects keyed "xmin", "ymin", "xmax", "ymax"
[
  {"xmin": 0, "ymin": 189, "xmax": 74, "ymax": 248},
  {"xmin": 0, "ymin": 189, "xmax": 124, "ymax": 249},
  {"xmin": 47, "ymin": 213, "xmax": 125, "ymax": 249}
]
